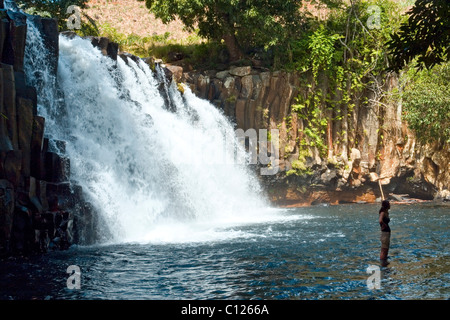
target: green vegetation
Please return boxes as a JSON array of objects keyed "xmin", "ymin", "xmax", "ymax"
[
  {"xmin": 286, "ymin": 148, "xmax": 314, "ymax": 177},
  {"xmin": 286, "ymin": 0, "xmax": 406, "ymax": 170},
  {"xmin": 400, "ymin": 61, "xmax": 450, "ymax": 144},
  {"xmin": 140, "ymin": 0, "xmax": 304, "ymax": 62},
  {"xmin": 16, "ymin": 0, "xmax": 91, "ymax": 30},
  {"xmin": 386, "ymin": 0, "xmax": 450, "ymax": 145},
  {"xmin": 387, "ymin": 0, "xmax": 450, "ymax": 71}
]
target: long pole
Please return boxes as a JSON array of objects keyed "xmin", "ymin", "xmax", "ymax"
[{"xmin": 378, "ymin": 178, "xmax": 385, "ymax": 201}]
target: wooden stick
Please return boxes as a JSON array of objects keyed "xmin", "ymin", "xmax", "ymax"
[{"xmin": 378, "ymin": 179, "xmax": 385, "ymax": 201}]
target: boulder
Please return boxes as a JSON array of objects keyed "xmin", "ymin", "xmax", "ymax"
[
  {"xmin": 165, "ymin": 64, "xmax": 183, "ymax": 83},
  {"xmin": 240, "ymin": 75, "xmax": 253, "ymax": 99},
  {"xmin": 196, "ymin": 74, "xmax": 210, "ymax": 99},
  {"xmin": 119, "ymin": 52, "xmax": 141, "ymax": 64},
  {"xmin": 106, "ymin": 41, "xmax": 119, "ymax": 61},
  {"xmin": 210, "ymin": 78, "xmax": 223, "ymax": 101},
  {"xmin": 229, "ymin": 66, "xmax": 251, "ymax": 77},
  {"xmin": 215, "ymin": 70, "xmax": 229, "ymax": 80},
  {"xmin": 89, "ymin": 36, "xmax": 118, "ymax": 61}
]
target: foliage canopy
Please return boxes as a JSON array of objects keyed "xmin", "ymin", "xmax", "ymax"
[
  {"xmin": 401, "ymin": 62, "xmax": 450, "ymax": 144},
  {"xmin": 15, "ymin": 0, "xmax": 92, "ymax": 30},
  {"xmin": 387, "ymin": 0, "xmax": 450, "ymax": 71},
  {"xmin": 141, "ymin": 0, "xmax": 305, "ymax": 62}
]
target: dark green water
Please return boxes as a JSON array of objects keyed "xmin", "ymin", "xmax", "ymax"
[{"xmin": 0, "ymin": 203, "xmax": 449, "ymax": 300}]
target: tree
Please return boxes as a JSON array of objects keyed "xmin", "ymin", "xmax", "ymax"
[
  {"xmin": 141, "ymin": 0, "xmax": 304, "ymax": 62},
  {"xmin": 387, "ymin": 0, "xmax": 450, "ymax": 71},
  {"xmin": 401, "ymin": 61, "xmax": 450, "ymax": 144},
  {"xmin": 15, "ymin": 0, "xmax": 90, "ymax": 30}
]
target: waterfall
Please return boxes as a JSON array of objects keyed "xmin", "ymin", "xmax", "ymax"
[{"xmin": 23, "ymin": 21, "xmax": 284, "ymax": 244}]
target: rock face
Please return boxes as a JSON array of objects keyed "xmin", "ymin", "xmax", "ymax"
[
  {"xmin": 183, "ymin": 66, "xmax": 449, "ymax": 205},
  {"xmin": 0, "ymin": 6, "xmax": 137, "ymax": 257},
  {"xmin": 0, "ymin": 7, "xmax": 82, "ymax": 257}
]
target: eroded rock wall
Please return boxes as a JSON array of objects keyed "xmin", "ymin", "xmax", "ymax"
[
  {"xmin": 182, "ymin": 65, "xmax": 449, "ymax": 205},
  {"xmin": 0, "ymin": 7, "xmax": 78, "ymax": 257}
]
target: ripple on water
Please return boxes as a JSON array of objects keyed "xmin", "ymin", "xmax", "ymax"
[{"xmin": 0, "ymin": 203, "xmax": 448, "ymax": 300}]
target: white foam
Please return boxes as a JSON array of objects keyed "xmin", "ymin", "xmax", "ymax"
[{"xmin": 25, "ymin": 30, "xmax": 289, "ymax": 244}]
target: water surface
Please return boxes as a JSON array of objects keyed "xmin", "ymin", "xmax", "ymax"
[{"xmin": 1, "ymin": 203, "xmax": 448, "ymax": 300}]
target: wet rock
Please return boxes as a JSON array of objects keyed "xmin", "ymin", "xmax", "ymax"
[
  {"xmin": 16, "ymin": 97, "xmax": 34, "ymax": 177},
  {"xmin": 46, "ymin": 139, "xmax": 66, "ymax": 155},
  {"xmin": 10, "ymin": 195, "xmax": 33, "ymax": 256},
  {"xmin": 1, "ymin": 17, "xmax": 13, "ymax": 66},
  {"xmin": 30, "ymin": 116, "xmax": 45, "ymax": 179},
  {"xmin": 59, "ymin": 31, "xmax": 78, "ymax": 39},
  {"xmin": 106, "ymin": 42, "xmax": 119, "ymax": 61},
  {"xmin": 44, "ymin": 152, "xmax": 70, "ymax": 183},
  {"xmin": 73, "ymin": 201, "xmax": 96, "ymax": 245},
  {"xmin": 2, "ymin": 10, "xmax": 26, "ymax": 71},
  {"xmin": 0, "ymin": 6, "xmax": 77, "ymax": 255},
  {"xmin": 1, "ymin": 150, "xmax": 22, "ymax": 188},
  {"xmin": 0, "ymin": 15, "xmax": 5, "ymax": 58},
  {"xmin": 165, "ymin": 64, "xmax": 183, "ymax": 83},
  {"xmin": 0, "ymin": 70, "xmax": 13, "ymax": 151},
  {"xmin": 1, "ymin": 63, "xmax": 18, "ymax": 149},
  {"xmin": 29, "ymin": 177, "xmax": 43, "ymax": 214},
  {"xmin": 0, "ymin": 179, "xmax": 14, "ymax": 256},
  {"xmin": 88, "ymin": 36, "xmax": 109, "ymax": 55},
  {"xmin": 88, "ymin": 36, "xmax": 118, "ymax": 61},
  {"xmin": 8, "ymin": 16, "xmax": 26, "ymax": 72}
]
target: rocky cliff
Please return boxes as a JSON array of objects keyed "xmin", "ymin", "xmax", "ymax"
[
  {"xmin": 179, "ymin": 64, "xmax": 449, "ymax": 206},
  {"xmin": 0, "ymin": 5, "xmax": 72, "ymax": 256},
  {"xmin": 0, "ymin": 3, "xmax": 105, "ymax": 257}
]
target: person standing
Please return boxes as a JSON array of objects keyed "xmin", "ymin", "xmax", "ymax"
[{"xmin": 379, "ymin": 200, "xmax": 391, "ymax": 265}]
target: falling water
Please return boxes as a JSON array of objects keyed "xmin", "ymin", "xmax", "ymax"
[{"xmin": 22, "ymin": 19, "xmax": 288, "ymax": 244}]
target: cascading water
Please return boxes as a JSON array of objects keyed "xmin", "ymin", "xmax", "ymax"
[{"xmin": 22, "ymin": 18, "xmax": 288, "ymax": 244}]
